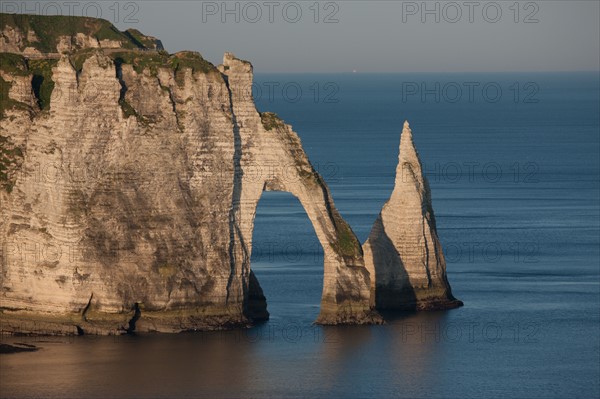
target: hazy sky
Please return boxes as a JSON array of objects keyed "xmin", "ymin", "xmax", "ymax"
[{"xmin": 6, "ymin": 0, "xmax": 600, "ymax": 72}]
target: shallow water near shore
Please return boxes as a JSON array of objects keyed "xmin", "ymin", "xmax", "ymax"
[{"xmin": 1, "ymin": 72, "xmax": 599, "ymax": 398}]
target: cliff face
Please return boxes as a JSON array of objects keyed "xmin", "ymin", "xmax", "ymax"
[
  {"xmin": 363, "ymin": 122, "xmax": 463, "ymax": 311},
  {"xmin": 0, "ymin": 15, "xmax": 381, "ymax": 333},
  {"xmin": 1, "ymin": 14, "xmax": 459, "ymax": 335},
  {"xmin": 1, "ymin": 52, "xmax": 238, "ymax": 334}
]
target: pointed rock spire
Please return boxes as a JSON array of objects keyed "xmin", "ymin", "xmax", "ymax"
[{"xmin": 363, "ymin": 121, "xmax": 462, "ymax": 310}]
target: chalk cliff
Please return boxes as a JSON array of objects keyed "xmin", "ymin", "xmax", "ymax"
[
  {"xmin": 0, "ymin": 14, "xmax": 382, "ymax": 334},
  {"xmin": 1, "ymin": 14, "xmax": 459, "ymax": 335},
  {"xmin": 363, "ymin": 122, "xmax": 462, "ymax": 310}
]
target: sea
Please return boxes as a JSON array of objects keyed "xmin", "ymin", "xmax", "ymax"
[{"xmin": 1, "ymin": 72, "xmax": 598, "ymax": 398}]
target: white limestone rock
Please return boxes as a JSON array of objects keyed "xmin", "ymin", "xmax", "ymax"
[{"xmin": 363, "ymin": 121, "xmax": 462, "ymax": 311}]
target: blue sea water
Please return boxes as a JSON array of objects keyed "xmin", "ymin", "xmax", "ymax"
[{"xmin": 1, "ymin": 72, "xmax": 598, "ymax": 398}]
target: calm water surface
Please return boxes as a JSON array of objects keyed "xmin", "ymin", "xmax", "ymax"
[{"xmin": 1, "ymin": 73, "xmax": 598, "ymax": 398}]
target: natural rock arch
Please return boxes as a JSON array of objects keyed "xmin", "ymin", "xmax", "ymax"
[{"xmin": 221, "ymin": 54, "xmax": 380, "ymax": 324}]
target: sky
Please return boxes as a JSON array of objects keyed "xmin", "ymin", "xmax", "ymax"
[{"xmin": 4, "ymin": 0, "xmax": 600, "ymax": 72}]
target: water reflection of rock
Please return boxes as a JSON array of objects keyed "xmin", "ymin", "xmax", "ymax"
[
  {"xmin": 307, "ymin": 312, "xmax": 452, "ymax": 396},
  {"xmin": 316, "ymin": 326, "xmax": 374, "ymax": 392},
  {"xmin": 386, "ymin": 311, "xmax": 452, "ymax": 396},
  {"xmin": 47, "ymin": 332, "xmax": 256, "ymax": 398},
  {"xmin": 1, "ymin": 312, "xmax": 455, "ymax": 398}
]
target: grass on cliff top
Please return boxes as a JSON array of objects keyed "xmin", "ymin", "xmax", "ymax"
[
  {"xmin": 170, "ymin": 51, "xmax": 214, "ymax": 73},
  {"xmin": 124, "ymin": 29, "xmax": 160, "ymax": 50},
  {"xmin": 109, "ymin": 50, "xmax": 215, "ymax": 79},
  {"xmin": 0, "ymin": 49, "xmax": 214, "ymax": 124},
  {"xmin": 171, "ymin": 51, "xmax": 215, "ymax": 84},
  {"xmin": 1, "ymin": 13, "xmax": 141, "ymax": 52},
  {"xmin": 110, "ymin": 50, "xmax": 171, "ymax": 75}
]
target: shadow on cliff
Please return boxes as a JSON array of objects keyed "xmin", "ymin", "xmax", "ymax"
[
  {"xmin": 225, "ymin": 72, "xmax": 245, "ymax": 305},
  {"xmin": 369, "ymin": 217, "xmax": 418, "ymax": 318},
  {"xmin": 222, "ymin": 73, "xmax": 269, "ymax": 322}
]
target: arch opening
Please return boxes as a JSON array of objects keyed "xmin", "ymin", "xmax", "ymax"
[{"xmin": 249, "ymin": 191, "xmax": 325, "ymax": 323}]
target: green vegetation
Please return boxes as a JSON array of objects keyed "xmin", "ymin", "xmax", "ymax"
[
  {"xmin": 109, "ymin": 50, "xmax": 215, "ymax": 83},
  {"xmin": 28, "ymin": 59, "xmax": 57, "ymax": 110},
  {"xmin": 331, "ymin": 213, "xmax": 362, "ymax": 259},
  {"xmin": 69, "ymin": 48, "xmax": 97, "ymax": 73},
  {"xmin": 119, "ymin": 98, "xmax": 138, "ymax": 119},
  {"xmin": 0, "ymin": 14, "xmax": 217, "ymax": 124},
  {"xmin": 64, "ymin": 50, "xmax": 214, "ymax": 123},
  {"xmin": 0, "ymin": 76, "xmax": 15, "ymax": 116},
  {"xmin": 260, "ymin": 112, "xmax": 284, "ymax": 131},
  {"xmin": 0, "ymin": 76, "xmax": 30, "ymax": 117},
  {"xmin": 117, "ymin": 98, "xmax": 159, "ymax": 126},
  {"xmin": 124, "ymin": 29, "xmax": 158, "ymax": 49},
  {"xmin": 0, "ymin": 135, "xmax": 24, "ymax": 193},
  {"xmin": 0, "ymin": 54, "xmax": 30, "ymax": 116},
  {"xmin": 171, "ymin": 51, "xmax": 215, "ymax": 85},
  {"xmin": 170, "ymin": 51, "xmax": 213, "ymax": 73},
  {"xmin": 110, "ymin": 50, "xmax": 171, "ymax": 75},
  {"xmin": 0, "ymin": 54, "xmax": 56, "ymax": 114},
  {"xmin": 0, "ymin": 53, "xmax": 29, "ymax": 76},
  {"xmin": 261, "ymin": 113, "xmax": 361, "ymax": 259},
  {"xmin": 298, "ymin": 168, "xmax": 322, "ymax": 186},
  {"xmin": 0, "ymin": 54, "xmax": 57, "ymax": 114},
  {"xmin": 1, "ymin": 13, "xmax": 140, "ymax": 53}
]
